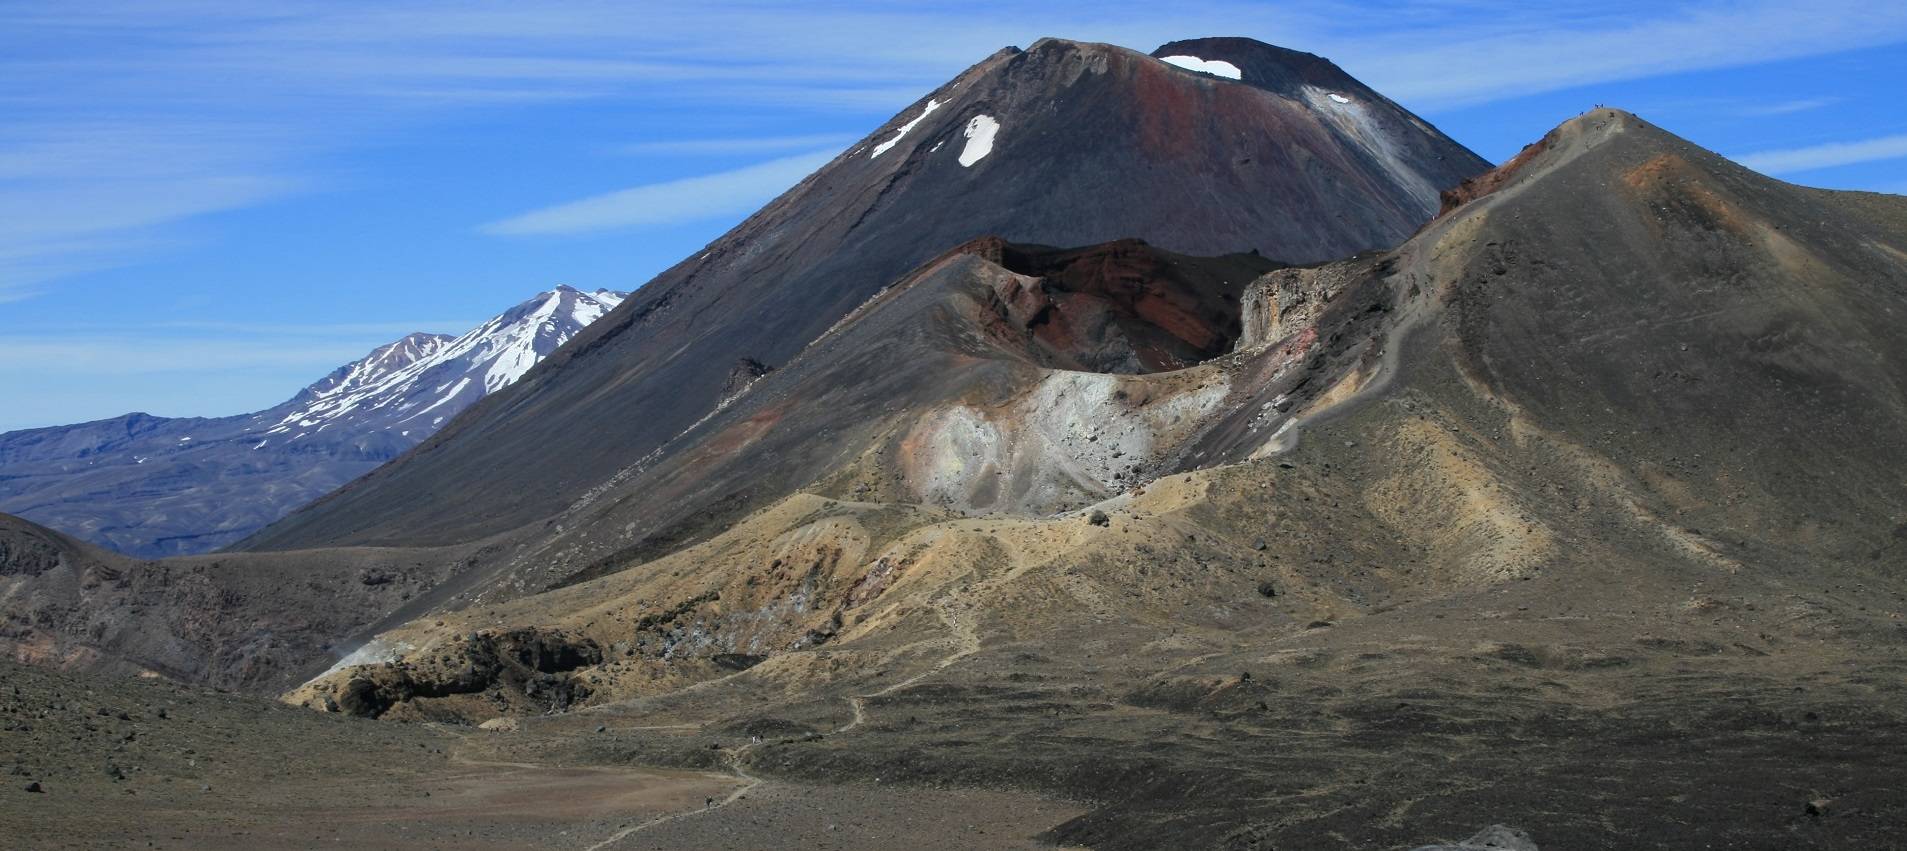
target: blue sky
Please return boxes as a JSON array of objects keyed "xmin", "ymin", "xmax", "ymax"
[{"xmin": 3, "ymin": 1, "xmax": 1905, "ymax": 432}]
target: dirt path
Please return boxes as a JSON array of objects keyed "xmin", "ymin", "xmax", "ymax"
[
  {"xmin": 837, "ymin": 595, "xmax": 980, "ymax": 735},
  {"xmin": 581, "ymin": 746, "xmax": 764, "ymax": 851},
  {"xmin": 589, "ymin": 584, "xmax": 987, "ymax": 848}
]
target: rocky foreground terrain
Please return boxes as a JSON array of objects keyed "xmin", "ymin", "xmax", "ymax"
[{"xmin": 5, "ymin": 36, "xmax": 1907, "ymax": 850}]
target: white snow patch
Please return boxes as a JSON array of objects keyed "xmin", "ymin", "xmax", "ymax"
[
  {"xmin": 1328, "ymin": 93, "xmax": 1351, "ymax": 104},
  {"xmin": 417, "ymin": 377, "xmax": 470, "ymax": 416},
  {"xmin": 870, "ymin": 99, "xmax": 942, "ymax": 158},
  {"xmin": 1300, "ymin": 85, "xmax": 1438, "ymax": 210},
  {"xmin": 1159, "ymin": 55, "xmax": 1242, "ymax": 80},
  {"xmin": 958, "ymin": 115, "xmax": 999, "ymax": 167}
]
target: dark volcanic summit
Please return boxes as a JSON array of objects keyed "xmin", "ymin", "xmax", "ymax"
[{"xmin": 246, "ymin": 36, "xmax": 1489, "ymax": 550}]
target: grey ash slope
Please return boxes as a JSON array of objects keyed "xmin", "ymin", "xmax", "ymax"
[
  {"xmin": 0, "ymin": 286, "xmax": 623, "ymax": 557},
  {"xmin": 245, "ymin": 36, "xmax": 1490, "ymax": 551}
]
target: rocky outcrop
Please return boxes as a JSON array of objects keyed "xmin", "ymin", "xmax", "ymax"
[
  {"xmin": 1238, "ymin": 261, "xmax": 1371, "ymax": 351},
  {"xmin": 1410, "ymin": 825, "xmax": 1538, "ymax": 851},
  {"xmin": 312, "ymin": 628, "xmax": 602, "ymax": 720}
]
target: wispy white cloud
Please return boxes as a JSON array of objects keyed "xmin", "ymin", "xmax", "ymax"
[
  {"xmin": 482, "ymin": 149, "xmax": 837, "ymax": 236},
  {"xmin": 616, "ymin": 134, "xmax": 860, "ymax": 156},
  {"xmin": 1323, "ymin": 1, "xmax": 1907, "ymax": 109},
  {"xmin": 1734, "ymin": 133, "xmax": 1907, "ymax": 175},
  {"xmin": 0, "ymin": 311, "xmax": 482, "ymax": 379},
  {"xmin": 138, "ymin": 319, "xmax": 482, "ymax": 337},
  {"xmin": 1732, "ymin": 96, "xmax": 1843, "ymax": 117},
  {"xmin": 0, "ymin": 314, "xmax": 485, "ymax": 430},
  {"xmin": 0, "ymin": 119, "xmax": 312, "ymax": 297},
  {"xmin": 0, "ymin": 337, "xmax": 385, "ymax": 375},
  {"xmin": 5, "ymin": 0, "xmax": 1907, "ymax": 296}
]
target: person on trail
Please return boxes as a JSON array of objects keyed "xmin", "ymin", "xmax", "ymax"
[{"xmin": 706, "ymin": 796, "xmax": 714, "ymax": 809}]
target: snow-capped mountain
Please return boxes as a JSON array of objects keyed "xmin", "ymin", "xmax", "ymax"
[
  {"xmin": 256, "ymin": 286, "xmax": 624, "ymax": 444},
  {"xmin": 0, "ymin": 285, "xmax": 627, "ymax": 558}
]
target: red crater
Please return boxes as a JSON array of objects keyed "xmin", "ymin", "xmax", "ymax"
[{"xmin": 959, "ymin": 237, "xmax": 1280, "ymax": 374}]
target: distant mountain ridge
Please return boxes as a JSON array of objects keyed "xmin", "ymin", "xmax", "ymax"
[{"xmin": 0, "ymin": 285, "xmax": 625, "ymax": 557}]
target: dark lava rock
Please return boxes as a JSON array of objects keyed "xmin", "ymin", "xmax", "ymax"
[
  {"xmin": 1257, "ymin": 581, "xmax": 1279, "ymax": 598},
  {"xmin": 711, "ymin": 653, "xmax": 767, "ymax": 672},
  {"xmin": 337, "ymin": 677, "xmax": 385, "ymax": 718},
  {"xmin": 329, "ymin": 627, "xmax": 602, "ymax": 719},
  {"xmin": 1088, "ymin": 510, "xmax": 1111, "ymax": 527},
  {"xmin": 723, "ymin": 358, "xmax": 775, "ymax": 397},
  {"xmin": 24, "ymin": 781, "xmax": 42, "ymax": 793}
]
